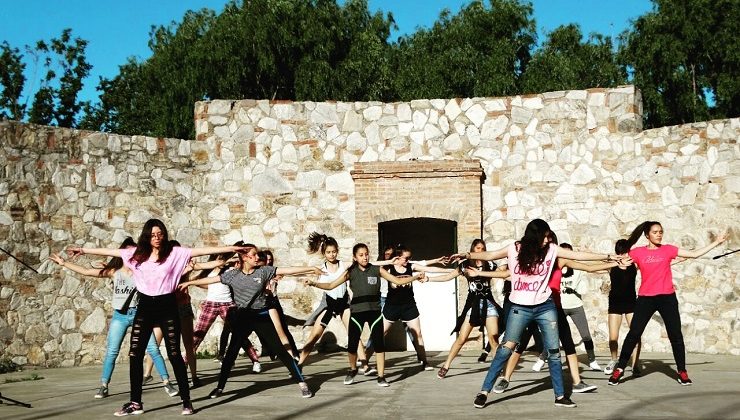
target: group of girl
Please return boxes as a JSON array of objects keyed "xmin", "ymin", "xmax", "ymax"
[{"xmin": 52, "ymin": 217, "xmax": 727, "ymax": 415}]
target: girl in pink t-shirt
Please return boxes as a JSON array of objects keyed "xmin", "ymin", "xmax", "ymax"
[
  {"xmin": 67, "ymin": 218, "xmax": 246, "ymax": 417},
  {"xmin": 608, "ymin": 221, "xmax": 728, "ymax": 387}
]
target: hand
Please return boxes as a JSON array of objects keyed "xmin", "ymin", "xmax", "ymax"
[
  {"xmin": 66, "ymin": 247, "xmax": 84, "ymax": 258},
  {"xmin": 303, "ymin": 278, "xmax": 315, "ymax": 287},
  {"xmin": 183, "ymin": 259, "xmax": 195, "ymax": 274},
  {"xmin": 465, "ymin": 267, "xmax": 480, "ymax": 277},
  {"xmin": 416, "ymin": 273, "xmax": 428, "ymax": 283},
  {"xmin": 177, "ymin": 282, "xmax": 190, "ymax": 291},
  {"xmin": 449, "ymin": 253, "xmax": 468, "ymax": 263},
  {"xmin": 310, "ymin": 267, "xmax": 327, "ymax": 276},
  {"xmin": 717, "ymin": 231, "xmax": 729, "ymax": 243},
  {"xmin": 616, "ymin": 255, "xmax": 633, "ymax": 267},
  {"xmin": 49, "ymin": 254, "xmax": 65, "ymax": 266}
]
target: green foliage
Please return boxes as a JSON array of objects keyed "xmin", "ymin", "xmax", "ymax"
[
  {"xmin": 521, "ymin": 24, "xmax": 626, "ymax": 94},
  {"xmin": 618, "ymin": 0, "xmax": 740, "ymax": 128},
  {"xmin": 0, "ymin": 357, "xmax": 20, "ymax": 374},
  {"xmin": 0, "ymin": 42, "xmax": 26, "ymax": 120}
]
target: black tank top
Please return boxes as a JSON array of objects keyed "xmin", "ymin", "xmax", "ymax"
[{"xmin": 386, "ymin": 264, "xmax": 415, "ymax": 305}]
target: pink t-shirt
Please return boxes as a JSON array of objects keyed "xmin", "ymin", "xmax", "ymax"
[
  {"xmin": 508, "ymin": 242, "xmax": 558, "ymax": 305},
  {"xmin": 120, "ymin": 246, "xmax": 193, "ymax": 296},
  {"xmin": 629, "ymin": 245, "xmax": 679, "ymax": 296}
]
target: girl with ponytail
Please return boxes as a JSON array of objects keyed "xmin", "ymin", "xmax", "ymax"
[{"xmin": 608, "ymin": 221, "xmax": 728, "ymax": 386}]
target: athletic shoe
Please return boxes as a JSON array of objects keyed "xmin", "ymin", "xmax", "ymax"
[
  {"xmin": 554, "ymin": 396, "xmax": 577, "ymax": 408},
  {"xmin": 208, "ymin": 388, "xmax": 223, "ymax": 399},
  {"xmin": 420, "ymin": 361, "xmax": 434, "ymax": 371},
  {"xmin": 114, "ymin": 401, "xmax": 144, "ymax": 417},
  {"xmin": 608, "ymin": 368, "xmax": 625, "ymax": 386},
  {"xmin": 142, "ymin": 375, "xmax": 153, "ymax": 385},
  {"xmin": 163, "ymin": 382, "xmax": 179, "ymax": 397},
  {"xmin": 677, "ymin": 370, "xmax": 693, "ymax": 386},
  {"xmin": 473, "ymin": 393, "xmax": 487, "ymax": 409},
  {"xmin": 437, "ymin": 367, "xmax": 449, "ymax": 379},
  {"xmin": 299, "ymin": 382, "xmax": 313, "ymax": 398},
  {"xmin": 363, "ymin": 365, "xmax": 377, "ymax": 376},
  {"xmin": 477, "ymin": 352, "xmax": 488, "ymax": 363},
  {"xmin": 532, "ymin": 359, "xmax": 546, "ymax": 372},
  {"xmin": 493, "ymin": 378, "xmax": 509, "ymax": 394},
  {"xmin": 94, "ymin": 385, "xmax": 108, "ymax": 399},
  {"xmin": 343, "ymin": 369, "xmax": 358, "ymax": 385},
  {"xmin": 191, "ymin": 377, "xmax": 201, "ymax": 389},
  {"xmin": 589, "ymin": 360, "xmax": 602, "ymax": 371},
  {"xmin": 252, "ymin": 361, "xmax": 262, "ymax": 373},
  {"xmin": 572, "ymin": 381, "xmax": 597, "ymax": 393},
  {"xmin": 356, "ymin": 359, "xmax": 364, "ymax": 367},
  {"xmin": 604, "ymin": 360, "xmax": 616, "ymax": 375},
  {"xmin": 181, "ymin": 401, "xmax": 194, "ymax": 416},
  {"xmin": 377, "ymin": 377, "xmax": 390, "ymax": 387}
]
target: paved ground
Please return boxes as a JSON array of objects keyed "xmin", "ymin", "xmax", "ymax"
[{"xmin": 1, "ymin": 351, "xmax": 739, "ymax": 419}]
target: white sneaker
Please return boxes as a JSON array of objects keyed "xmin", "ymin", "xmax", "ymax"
[
  {"xmin": 604, "ymin": 360, "xmax": 616, "ymax": 375},
  {"xmin": 589, "ymin": 360, "xmax": 602, "ymax": 371},
  {"xmin": 252, "ymin": 361, "xmax": 262, "ymax": 373},
  {"xmin": 532, "ymin": 359, "xmax": 546, "ymax": 372}
]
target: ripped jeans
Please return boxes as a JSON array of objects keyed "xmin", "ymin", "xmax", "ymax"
[
  {"xmin": 480, "ymin": 297, "xmax": 564, "ymax": 397},
  {"xmin": 128, "ymin": 292, "xmax": 190, "ymax": 404}
]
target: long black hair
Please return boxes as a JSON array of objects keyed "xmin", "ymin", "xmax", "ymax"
[
  {"xmin": 131, "ymin": 219, "xmax": 173, "ymax": 267},
  {"xmin": 626, "ymin": 221, "xmax": 662, "ymax": 248},
  {"xmin": 349, "ymin": 243, "xmax": 369, "ymax": 271},
  {"xmin": 308, "ymin": 232, "xmax": 338, "ymax": 255},
  {"xmin": 100, "ymin": 237, "xmax": 136, "ymax": 277},
  {"xmin": 516, "ymin": 219, "xmax": 553, "ymax": 275},
  {"xmin": 560, "ymin": 243, "xmax": 574, "ymax": 278}
]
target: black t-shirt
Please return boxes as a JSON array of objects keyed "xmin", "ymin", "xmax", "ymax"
[
  {"xmin": 385, "ymin": 264, "xmax": 415, "ymax": 305},
  {"xmin": 609, "ymin": 265, "xmax": 637, "ymax": 301},
  {"xmin": 463, "ymin": 260, "xmax": 497, "ymax": 295}
]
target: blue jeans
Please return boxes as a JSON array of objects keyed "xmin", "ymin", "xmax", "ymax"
[
  {"xmin": 101, "ymin": 308, "xmax": 169, "ymax": 384},
  {"xmin": 480, "ymin": 298, "xmax": 564, "ymax": 397}
]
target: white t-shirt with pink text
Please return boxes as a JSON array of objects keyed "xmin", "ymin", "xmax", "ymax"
[
  {"xmin": 120, "ymin": 247, "xmax": 192, "ymax": 296},
  {"xmin": 508, "ymin": 242, "xmax": 558, "ymax": 306}
]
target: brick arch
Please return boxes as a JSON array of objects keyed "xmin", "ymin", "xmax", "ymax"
[{"xmin": 351, "ymin": 160, "xmax": 484, "ymax": 255}]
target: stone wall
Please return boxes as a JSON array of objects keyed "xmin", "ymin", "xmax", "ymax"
[{"xmin": 1, "ymin": 85, "xmax": 738, "ymax": 367}]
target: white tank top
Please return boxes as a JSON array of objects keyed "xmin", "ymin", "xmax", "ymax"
[{"xmin": 320, "ymin": 260, "xmax": 348, "ymax": 300}]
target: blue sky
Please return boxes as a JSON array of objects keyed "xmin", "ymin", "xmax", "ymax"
[{"xmin": 0, "ymin": 0, "xmax": 653, "ymax": 107}]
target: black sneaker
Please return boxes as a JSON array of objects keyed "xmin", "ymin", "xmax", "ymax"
[
  {"xmin": 477, "ymin": 352, "xmax": 488, "ymax": 363},
  {"xmin": 377, "ymin": 377, "xmax": 390, "ymax": 387},
  {"xmin": 208, "ymin": 388, "xmax": 223, "ymax": 399},
  {"xmin": 677, "ymin": 370, "xmax": 693, "ymax": 386},
  {"xmin": 94, "ymin": 385, "xmax": 108, "ymax": 399},
  {"xmin": 114, "ymin": 401, "xmax": 144, "ymax": 416},
  {"xmin": 420, "ymin": 361, "xmax": 433, "ymax": 371},
  {"xmin": 142, "ymin": 375, "xmax": 153, "ymax": 385},
  {"xmin": 343, "ymin": 369, "xmax": 358, "ymax": 385},
  {"xmin": 608, "ymin": 367, "xmax": 625, "ymax": 386},
  {"xmin": 554, "ymin": 396, "xmax": 577, "ymax": 408},
  {"xmin": 473, "ymin": 392, "xmax": 487, "ymax": 409}
]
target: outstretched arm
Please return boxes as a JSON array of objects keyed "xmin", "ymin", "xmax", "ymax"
[
  {"xmin": 380, "ymin": 267, "xmax": 426, "ymax": 286},
  {"xmin": 276, "ymin": 266, "xmax": 325, "ymax": 277},
  {"xmin": 49, "ymin": 254, "xmax": 109, "ymax": 278},
  {"xmin": 411, "ymin": 264, "xmax": 457, "ymax": 274},
  {"xmin": 66, "ymin": 246, "xmax": 121, "ymax": 258},
  {"xmin": 677, "ymin": 232, "xmax": 728, "ymax": 259},
  {"xmin": 305, "ymin": 270, "xmax": 348, "ymax": 290},
  {"xmin": 557, "ymin": 247, "xmax": 617, "ymax": 262},
  {"xmin": 190, "ymin": 245, "xmax": 247, "ymax": 258},
  {"xmin": 561, "ymin": 259, "xmax": 625, "ymax": 273},
  {"xmin": 177, "ymin": 275, "xmax": 221, "ymax": 290},
  {"xmin": 452, "ymin": 246, "xmax": 507, "ymax": 262},
  {"xmin": 426, "ymin": 267, "xmax": 462, "ymax": 282},
  {"xmin": 465, "ymin": 267, "xmax": 511, "ymax": 280}
]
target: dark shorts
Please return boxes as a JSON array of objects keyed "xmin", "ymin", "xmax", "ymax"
[
  {"xmin": 608, "ymin": 299, "xmax": 636, "ymax": 314},
  {"xmin": 383, "ymin": 303, "xmax": 420, "ymax": 322},
  {"xmin": 320, "ymin": 294, "xmax": 350, "ymax": 327}
]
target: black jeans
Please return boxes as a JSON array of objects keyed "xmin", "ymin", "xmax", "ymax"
[
  {"xmin": 129, "ymin": 293, "xmax": 190, "ymax": 403},
  {"xmin": 617, "ymin": 293, "xmax": 685, "ymax": 371},
  {"xmin": 218, "ymin": 308, "xmax": 303, "ymax": 390}
]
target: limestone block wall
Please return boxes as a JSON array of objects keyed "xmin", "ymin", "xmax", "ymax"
[{"xmin": 0, "ymin": 85, "xmax": 738, "ymax": 367}]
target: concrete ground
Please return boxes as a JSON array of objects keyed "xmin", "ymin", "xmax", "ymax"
[{"xmin": 1, "ymin": 351, "xmax": 739, "ymax": 419}]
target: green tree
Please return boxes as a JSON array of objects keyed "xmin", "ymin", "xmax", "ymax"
[
  {"xmin": 0, "ymin": 42, "xmax": 26, "ymax": 120},
  {"xmin": 521, "ymin": 24, "xmax": 626, "ymax": 94},
  {"xmin": 619, "ymin": 0, "xmax": 740, "ymax": 127},
  {"xmin": 392, "ymin": 0, "xmax": 536, "ymax": 100}
]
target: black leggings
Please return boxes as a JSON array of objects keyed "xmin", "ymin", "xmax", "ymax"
[
  {"xmin": 218, "ymin": 308, "xmax": 303, "ymax": 390},
  {"xmin": 618, "ymin": 293, "xmax": 685, "ymax": 371},
  {"xmin": 515, "ymin": 305, "xmax": 576, "ymax": 356},
  {"xmin": 348, "ymin": 310, "xmax": 384, "ymax": 354},
  {"xmin": 129, "ymin": 293, "xmax": 190, "ymax": 403}
]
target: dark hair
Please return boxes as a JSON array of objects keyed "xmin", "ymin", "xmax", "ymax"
[
  {"xmin": 131, "ymin": 219, "xmax": 173, "ymax": 267},
  {"xmin": 257, "ymin": 251, "xmax": 268, "ymax": 265},
  {"xmin": 516, "ymin": 219, "xmax": 553, "ymax": 275},
  {"xmin": 350, "ymin": 243, "xmax": 369, "ymax": 270},
  {"xmin": 615, "ymin": 239, "xmax": 630, "ymax": 255},
  {"xmin": 308, "ymin": 232, "xmax": 338, "ymax": 255},
  {"xmin": 394, "ymin": 244, "xmax": 411, "ymax": 259},
  {"xmin": 469, "ymin": 238, "xmax": 487, "ymax": 252},
  {"xmin": 627, "ymin": 221, "xmax": 662, "ymax": 248},
  {"xmin": 100, "ymin": 237, "xmax": 136, "ymax": 277},
  {"xmin": 559, "ymin": 242, "xmax": 573, "ymax": 278},
  {"xmin": 262, "ymin": 249, "xmax": 274, "ymax": 266},
  {"xmin": 194, "ymin": 241, "xmax": 243, "ymax": 280},
  {"xmin": 379, "ymin": 244, "xmax": 395, "ymax": 261}
]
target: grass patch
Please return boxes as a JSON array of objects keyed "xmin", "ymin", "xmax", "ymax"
[
  {"xmin": 4, "ymin": 373, "xmax": 44, "ymax": 383},
  {"xmin": 195, "ymin": 350, "xmax": 218, "ymax": 360}
]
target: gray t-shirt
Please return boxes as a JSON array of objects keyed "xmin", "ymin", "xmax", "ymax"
[
  {"xmin": 111, "ymin": 270, "xmax": 139, "ymax": 310},
  {"xmin": 348, "ymin": 264, "xmax": 382, "ymax": 312},
  {"xmin": 220, "ymin": 266, "xmax": 277, "ymax": 310}
]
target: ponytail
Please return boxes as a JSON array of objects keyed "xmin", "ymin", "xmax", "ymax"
[
  {"xmin": 627, "ymin": 221, "xmax": 661, "ymax": 248},
  {"xmin": 308, "ymin": 232, "xmax": 338, "ymax": 255}
]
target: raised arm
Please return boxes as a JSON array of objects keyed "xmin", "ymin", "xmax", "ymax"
[
  {"xmin": 677, "ymin": 232, "xmax": 728, "ymax": 259},
  {"xmin": 49, "ymin": 253, "xmax": 109, "ymax": 278},
  {"xmin": 67, "ymin": 246, "xmax": 122, "ymax": 258},
  {"xmin": 305, "ymin": 270, "xmax": 348, "ymax": 290},
  {"xmin": 380, "ymin": 267, "xmax": 426, "ymax": 286}
]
